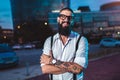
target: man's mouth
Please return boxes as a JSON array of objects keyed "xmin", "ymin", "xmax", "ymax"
[{"xmin": 62, "ymin": 22, "xmax": 70, "ymax": 27}]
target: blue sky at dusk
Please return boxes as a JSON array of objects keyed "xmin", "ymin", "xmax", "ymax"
[
  {"xmin": 70, "ymin": 0, "xmax": 120, "ymax": 11},
  {"xmin": 0, "ymin": 0, "xmax": 13, "ymax": 29},
  {"xmin": 0, "ymin": 0, "xmax": 120, "ymax": 29}
]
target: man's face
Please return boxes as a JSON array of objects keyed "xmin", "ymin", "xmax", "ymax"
[
  {"xmin": 57, "ymin": 10, "xmax": 74, "ymax": 28},
  {"xmin": 57, "ymin": 10, "xmax": 74, "ymax": 36}
]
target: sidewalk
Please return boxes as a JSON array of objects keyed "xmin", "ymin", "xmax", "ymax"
[
  {"xmin": 84, "ymin": 52, "xmax": 120, "ymax": 80},
  {"xmin": 27, "ymin": 52, "xmax": 120, "ymax": 80},
  {"xmin": 0, "ymin": 52, "xmax": 120, "ymax": 80},
  {"xmin": 0, "ymin": 65, "xmax": 42, "ymax": 80}
]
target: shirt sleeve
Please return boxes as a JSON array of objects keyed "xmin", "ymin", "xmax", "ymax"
[
  {"xmin": 42, "ymin": 36, "xmax": 51, "ymax": 55},
  {"xmin": 41, "ymin": 36, "xmax": 51, "ymax": 66},
  {"xmin": 74, "ymin": 36, "xmax": 89, "ymax": 68}
]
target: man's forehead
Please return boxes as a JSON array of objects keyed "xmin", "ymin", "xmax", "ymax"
[{"xmin": 60, "ymin": 10, "xmax": 73, "ymax": 15}]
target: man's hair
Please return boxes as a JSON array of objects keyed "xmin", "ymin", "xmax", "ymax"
[{"xmin": 59, "ymin": 7, "xmax": 74, "ymax": 14}]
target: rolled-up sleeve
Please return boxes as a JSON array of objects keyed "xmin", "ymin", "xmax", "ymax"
[
  {"xmin": 42, "ymin": 36, "xmax": 51, "ymax": 55},
  {"xmin": 74, "ymin": 37, "xmax": 88, "ymax": 68},
  {"xmin": 41, "ymin": 36, "xmax": 51, "ymax": 66}
]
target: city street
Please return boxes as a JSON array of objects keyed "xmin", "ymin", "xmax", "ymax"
[
  {"xmin": 0, "ymin": 44, "xmax": 119, "ymax": 70},
  {"xmin": 84, "ymin": 52, "xmax": 120, "ymax": 80},
  {"xmin": 1, "ymin": 0, "xmax": 120, "ymax": 80},
  {"xmin": 15, "ymin": 49, "xmax": 42, "ymax": 68},
  {"xmin": 26, "ymin": 52, "xmax": 120, "ymax": 80},
  {"xmin": 0, "ymin": 44, "xmax": 120, "ymax": 80},
  {"xmin": 12, "ymin": 44, "xmax": 101, "ymax": 69}
]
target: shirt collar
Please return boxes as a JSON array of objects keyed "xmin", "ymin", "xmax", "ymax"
[{"xmin": 55, "ymin": 31, "xmax": 76, "ymax": 40}]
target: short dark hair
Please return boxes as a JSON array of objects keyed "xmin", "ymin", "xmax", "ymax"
[{"xmin": 59, "ymin": 7, "xmax": 74, "ymax": 14}]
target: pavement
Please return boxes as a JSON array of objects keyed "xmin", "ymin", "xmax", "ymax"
[
  {"xmin": 0, "ymin": 65, "xmax": 42, "ymax": 80},
  {"xmin": 0, "ymin": 52, "xmax": 120, "ymax": 80},
  {"xmin": 84, "ymin": 52, "xmax": 120, "ymax": 80}
]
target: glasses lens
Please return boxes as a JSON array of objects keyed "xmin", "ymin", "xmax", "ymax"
[{"xmin": 59, "ymin": 14, "xmax": 66, "ymax": 20}]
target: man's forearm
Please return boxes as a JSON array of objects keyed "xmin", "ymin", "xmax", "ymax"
[
  {"xmin": 41, "ymin": 64, "xmax": 66, "ymax": 74},
  {"xmin": 41, "ymin": 60, "xmax": 83, "ymax": 74},
  {"xmin": 41, "ymin": 54, "xmax": 67, "ymax": 74},
  {"xmin": 55, "ymin": 60, "xmax": 83, "ymax": 74},
  {"xmin": 40, "ymin": 54, "xmax": 83, "ymax": 74}
]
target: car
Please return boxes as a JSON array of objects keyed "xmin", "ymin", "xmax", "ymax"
[
  {"xmin": 99, "ymin": 38, "xmax": 120, "ymax": 47},
  {"xmin": 32, "ymin": 41, "xmax": 43, "ymax": 48},
  {"xmin": 0, "ymin": 44, "xmax": 19, "ymax": 69},
  {"xmin": 12, "ymin": 44, "xmax": 23, "ymax": 50},
  {"xmin": 23, "ymin": 43, "xmax": 35, "ymax": 49}
]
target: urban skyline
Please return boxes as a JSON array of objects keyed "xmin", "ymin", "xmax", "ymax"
[
  {"xmin": 71, "ymin": 0, "xmax": 120, "ymax": 11},
  {"xmin": 0, "ymin": 0, "xmax": 120, "ymax": 29}
]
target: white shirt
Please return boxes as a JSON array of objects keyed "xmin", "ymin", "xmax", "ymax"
[{"xmin": 41, "ymin": 31, "xmax": 88, "ymax": 80}]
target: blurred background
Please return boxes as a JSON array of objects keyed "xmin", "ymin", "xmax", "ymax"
[
  {"xmin": 0, "ymin": 0, "xmax": 120, "ymax": 46},
  {"xmin": 0, "ymin": 0, "xmax": 120, "ymax": 80}
]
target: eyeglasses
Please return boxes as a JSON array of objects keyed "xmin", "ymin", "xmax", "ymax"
[{"xmin": 59, "ymin": 14, "xmax": 74, "ymax": 20}]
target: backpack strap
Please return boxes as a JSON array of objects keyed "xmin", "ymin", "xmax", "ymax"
[{"xmin": 73, "ymin": 34, "xmax": 82, "ymax": 80}]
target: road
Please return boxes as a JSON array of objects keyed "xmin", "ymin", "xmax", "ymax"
[
  {"xmin": 89, "ymin": 44, "xmax": 100, "ymax": 54},
  {"xmin": 1, "ymin": 44, "xmax": 118, "ymax": 70},
  {"xmin": 15, "ymin": 49, "xmax": 42, "ymax": 68},
  {"xmin": 0, "ymin": 44, "xmax": 120, "ymax": 80},
  {"xmin": 26, "ymin": 52, "xmax": 120, "ymax": 80},
  {"xmin": 13, "ymin": 44, "xmax": 101, "ymax": 68},
  {"xmin": 0, "ymin": 49, "xmax": 42, "ymax": 71}
]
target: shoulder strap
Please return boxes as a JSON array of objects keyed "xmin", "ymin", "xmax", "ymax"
[
  {"xmin": 75, "ymin": 35, "xmax": 82, "ymax": 52},
  {"xmin": 73, "ymin": 34, "xmax": 82, "ymax": 80},
  {"xmin": 51, "ymin": 35, "xmax": 53, "ymax": 49},
  {"xmin": 50, "ymin": 35, "xmax": 54, "ymax": 80}
]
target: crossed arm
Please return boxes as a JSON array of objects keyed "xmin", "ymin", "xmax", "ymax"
[{"xmin": 40, "ymin": 54, "xmax": 83, "ymax": 74}]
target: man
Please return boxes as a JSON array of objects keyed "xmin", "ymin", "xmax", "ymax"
[{"xmin": 40, "ymin": 8, "xmax": 88, "ymax": 80}]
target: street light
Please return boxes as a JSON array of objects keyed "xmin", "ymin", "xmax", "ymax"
[
  {"xmin": 17, "ymin": 25, "xmax": 21, "ymax": 29},
  {"xmin": 3, "ymin": 36, "xmax": 7, "ymax": 39},
  {"xmin": 117, "ymin": 31, "xmax": 120, "ymax": 35},
  {"xmin": 44, "ymin": 22, "xmax": 48, "ymax": 26},
  {"xmin": 99, "ymin": 27, "xmax": 103, "ymax": 31}
]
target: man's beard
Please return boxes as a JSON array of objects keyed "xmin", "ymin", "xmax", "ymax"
[{"xmin": 58, "ymin": 22, "xmax": 71, "ymax": 36}]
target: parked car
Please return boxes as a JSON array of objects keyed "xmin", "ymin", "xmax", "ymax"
[
  {"xmin": 12, "ymin": 44, "xmax": 23, "ymax": 50},
  {"xmin": 0, "ymin": 44, "xmax": 19, "ymax": 69},
  {"xmin": 32, "ymin": 41, "xmax": 43, "ymax": 49},
  {"xmin": 99, "ymin": 38, "xmax": 120, "ymax": 47},
  {"xmin": 23, "ymin": 43, "xmax": 35, "ymax": 49}
]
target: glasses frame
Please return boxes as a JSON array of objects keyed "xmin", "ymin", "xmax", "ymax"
[{"xmin": 59, "ymin": 14, "xmax": 74, "ymax": 20}]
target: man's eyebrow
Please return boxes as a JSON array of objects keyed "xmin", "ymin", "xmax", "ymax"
[{"xmin": 59, "ymin": 14, "xmax": 73, "ymax": 17}]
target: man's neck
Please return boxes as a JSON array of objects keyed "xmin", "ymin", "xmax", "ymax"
[{"xmin": 60, "ymin": 34, "xmax": 69, "ymax": 45}]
